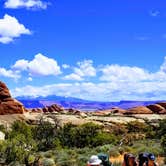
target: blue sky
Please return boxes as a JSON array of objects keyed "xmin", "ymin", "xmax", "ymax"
[{"xmin": 1, "ymin": 0, "xmax": 166, "ymax": 101}]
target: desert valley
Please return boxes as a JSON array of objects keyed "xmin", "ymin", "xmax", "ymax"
[
  {"xmin": 0, "ymin": 81, "xmax": 166, "ymax": 126},
  {"xmin": 0, "ymin": 81, "xmax": 165, "ymax": 166}
]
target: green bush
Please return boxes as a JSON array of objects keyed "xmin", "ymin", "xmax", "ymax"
[
  {"xmin": 42, "ymin": 158, "xmax": 55, "ymax": 166},
  {"xmin": 158, "ymin": 119, "xmax": 166, "ymax": 138},
  {"xmin": 161, "ymin": 134, "xmax": 166, "ymax": 155},
  {"xmin": 126, "ymin": 120, "xmax": 148, "ymax": 133},
  {"xmin": 59, "ymin": 122, "xmax": 117, "ymax": 148}
]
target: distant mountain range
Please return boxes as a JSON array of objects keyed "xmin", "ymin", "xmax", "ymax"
[{"xmin": 16, "ymin": 95, "xmax": 164, "ymax": 111}]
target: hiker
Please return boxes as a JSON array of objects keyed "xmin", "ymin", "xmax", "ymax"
[
  {"xmin": 87, "ymin": 155, "xmax": 102, "ymax": 166},
  {"xmin": 138, "ymin": 153, "xmax": 158, "ymax": 166},
  {"xmin": 122, "ymin": 153, "xmax": 138, "ymax": 166},
  {"xmin": 98, "ymin": 153, "xmax": 112, "ymax": 166}
]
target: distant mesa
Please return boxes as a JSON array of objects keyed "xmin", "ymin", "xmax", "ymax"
[{"xmin": 0, "ymin": 81, "xmax": 166, "ymax": 115}]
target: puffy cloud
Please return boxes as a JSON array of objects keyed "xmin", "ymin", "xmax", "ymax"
[
  {"xmin": 0, "ymin": 67, "xmax": 20, "ymax": 80},
  {"xmin": 12, "ymin": 59, "xmax": 29, "ymax": 71},
  {"xmin": 99, "ymin": 64, "xmax": 150, "ymax": 82},
  {"xmin": 8, "ymin": 56, "xmax": 166, "ymax": 101},
  {"xmin": 10, "ymin": 80, "xmax": 166, "ymax": 101},
  {"xmin": 5, "ymin": 0, "xmax": 48, "ymax": 9},
  {"xmin": 0, "ymin": 14, "xmax": 31, "ymax": 44},
  {"xmin": 160, "ymin": 56, "xmax": 166, "ymax": 73},
  {"xmin": 63, "ymin": 60, "xmax": 96, "ymax": 81},
  {"xmin": 28, "ymin": 53, "xmax": 61, "ymax": 76},
  {"xmin": 27, "ymin": 77, "xmax": 33, "ymax": 81},
  {"xmin": 62, "ymin": 64, "xmax": 70, "ymax": 69},
  {"xmin": 12, "ymin": 53, "xmax": 61, "ymax": 76},
  {"xmin": 75, "ymin": 60, "xmax": 96, "ymax": 77},
  {"xmin": 63, "ymin": 73, "xmax": 83, "ymax": 81}
]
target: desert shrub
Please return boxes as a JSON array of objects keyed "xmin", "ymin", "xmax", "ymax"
[
  {"xmin": 8, "ymin": 161, "xmax": 24, "ymax": 166},
  {"xmin": 95, "ymin": 144, "xmax": 114, "ymax": 154},
  {"xmin": 4, "ymin": 133, "xmax": 37, "ymax": 165},
  {"xmin": 131, "ymin": 140, "xmax": 162, "ymax": 156},
  {"xmin": 107, "ymin": 123, "xmax": 127, "ymax": 136},
  {"xmin": 109, "ymin": 147, "xmax": 120, "ymax": 157},
  {"xmin": 0, "ymin": 121, "xmax": 37, "ymax": 165},
  {"xmin": 126, "ymin": 120, "xmax": 149, "ymax": 133},
  {"xmin": 44, "ymin": 151, "xmax": 54, "ymax": 158},
  {"xmin": 0, "ymin": 124, "xmax": 6, "ymax": 133},
  {"xmin": 59, "ymin": 122, "xmax": 117, "ymax": 148},
  {"xmin": 161, "ymin": 134, "xmax": 166, "ymax": 155},
  {"xmin": 92, "ymin": 132, "xmax": 118, "ymax": 147},
  {"xmin": 42, "ymin": 158, "xmax": 55, "ymax": 166},
  {"xmin": 54, "ymin": 150, "xmax": 77, "ymax": 166},
  {"xmin": 122, "ymin": 133, "xmax": 146, "ymax": 146},
  {"xmin": 33, "ymin": 117, "xmax": 61, "ymax": 151},
  {"xmin": 158, "ymin": 119, "xmax": 166, "ymax": 138},
  {"xmin": 8, "ymin": 120, "xmax": 33, "ymax": 140}
]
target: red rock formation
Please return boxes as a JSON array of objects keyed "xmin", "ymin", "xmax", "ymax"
[
  {"xmin": 125, "ymin": 106, "xmax": 153, "ymax": 114},
  {"xmin": 0, "ymin": 81, "xmax": 25, "ymax": 115},
  {"xmin": 156, "ymin": 102, "xmax": 166, "ymax": 109},
  {"xmin": 30, "ymin": 104, "xmax": 64, "ymax": 113},
  {"xmin": 111, "ymin": 107, "xmax": 127, "ymax": 114},
  {"xmin": 147, "ymin": 104, "xmax": 166, "ymax": 114}
]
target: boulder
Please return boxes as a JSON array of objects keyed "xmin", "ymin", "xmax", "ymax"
[
  {"xmin": 43, "ymin": 107, "xmax": 49, "ymax": 113},
  {"xmin": 51, "ymin": 104, "xmax": 64, "ymax": 112},
  {"xmin": 0, "ymin": 100, "xmax": 24, "ymax": 115}
]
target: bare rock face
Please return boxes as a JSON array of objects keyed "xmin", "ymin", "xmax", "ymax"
[
  {"xmin": 0, "ymin": 81, "xmax": 11, "ymax": 101},
  {"xmin": 156, "ymin": 102, "xmax": 166, "ymax": 109},
  {"xmin": 93, "ymin": 107, "xmax": 127, "ymax": 116},
  {"xmin": 111, "ymin": 107, "xmax": 127, "ymax": 114},
  {"xmin": 125, "ymin": 106, "xmax": 153, "ymax": 114},
  {"xmin": 0, "ymin": 81, "xmax": 25, "ymax": 115},
  {"xmin": 147, "ymin": 104, "xmax": 166, "ymax": 114}
]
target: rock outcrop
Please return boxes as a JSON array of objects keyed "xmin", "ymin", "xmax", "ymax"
[
  {"xmin": 125, "ymin": 106, "xmax": 153, "ymax": 114},
  {"xmin": 30, "ymin": 104, "xmax": 65, "ymax": 114},
  {"xmin": 0, "ymin": 81, "xmax": 25, "ymax": 115},
  {"xmin": 147, "ymin": 104, "xmax": 166, "ymax": 114},
  {"xmin": 157, "ymin": 102, "xmax": 166, "ymax": 109}
]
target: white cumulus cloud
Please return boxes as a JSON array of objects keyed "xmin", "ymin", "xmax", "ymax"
[
  {"xmin": 63, "ymin": 60, "xmax": 96, "ymax": 81},
  {"xmin": 63, "ymin": 73, "xmax": 83, "ymax": 81},
  {"xmin": 0, "ymin": 14, "xmax": 31, "ymax": 44},
  {"xmin": 62, "ymin": 64, "xmax": 70, "ymax": 69},
  {"xmin": 7, "ymin": 56, "xmax": 166, "ymax": 101},
  {"xmin": 5, "ymin": 0, "xmax": 48, "ymax": 9},
  {"xmin": 12, "ymin": 53, "xmax": 61, "ymax": 76},
  {"xmin": 0, "ymin": 67, "xmax": 20, "ymax": 80},
  {"xmin": 99, "ymin": 64, "xmax": 150, "ymax": 82},
  {"xmin": 12, "ymin": 59, "xmax": 29, "ymax": 71}
]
